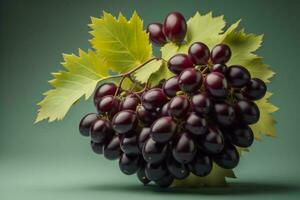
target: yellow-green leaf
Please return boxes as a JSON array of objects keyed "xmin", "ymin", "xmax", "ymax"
[
  {"xmin": 35, "ymin": 49, "xmax": 107, "ymax": 123},
  {"xmin": 148, "ymin": 60, "xmax": 174, "ymax": 87},
  {"xmin": 90, "ymin": 11, "xmax": 152, "ymax": 73},
  {"xmin": 133, "ymin": 59, "xmax": 163, "ymax": 84}
]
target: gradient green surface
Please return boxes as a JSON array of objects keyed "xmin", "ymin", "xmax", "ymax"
[{"xmin": 1, "ymin": 0, "xmax": 300, "ymax": 199}]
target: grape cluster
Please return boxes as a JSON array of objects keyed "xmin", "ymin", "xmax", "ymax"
[{"xmin": 79, "ymin": 12, "xmax": 267, "ymax": 188}]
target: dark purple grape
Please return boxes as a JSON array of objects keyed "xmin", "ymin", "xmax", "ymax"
[
  {"xmin": 79, "ymin": 113, "xmax": 98, "ymax": 136},
  {"xmin": 191, "ymin": 93, "xmax": 211, "ymax": 116},
  {"xmin": 142, "ymin": 138, "xmax": 168, "ymax": 164},
  {"xmin": 235, "ymin": 100, "xmax": 260, "ymax": 124},
  {"xmin": 185, "ymin": 113, "xmax": 207, "ymax": 136},
  {"xmin": 200, "ymin": 126, "xmax": 224, "ymax": 154},
  {"xmin": 211, "ymin": 44, "xmax": 231, "ymax": 64},
  {"xmin": 138, "ymin": 127, "xmax": 151, "ymax": 150},
  {"xmin": 119, "ymin": 94, "xmax": 140, "ymax": 111},
  {"xmin": 168, "ymin": 96, "xmax": 190, "ymax": 118},
  {"xmin": 94, "ymin": 83, "xmax": 118, "ymax": 105},
  {"xmin": 226, "ymin": 125, "xmax": 254, "ymax": 148},
  {"xmin": 91, "ymin": 119, "xmax": 114, "ymax": 143},
  {"xmin": 96, "ymin": 95, "xmax": 119, "ymax": 115},
  {"xmin": 160, "ymin": 102, "xmax": 170, "ymax": 117},
  {"xmin": 188, "ymin": 42, "xmax": 210, "ymax": 65},
  {"xmin": 213, "ymin": 102, "xmax": 235, "ymax": 126},
  {"xmin": 119, "ymin": 154, "xmax": 140, "ymax": 175},
  {"xmin": 142, "ymin": 88, "xmax": 168, "ymax": 111},
  {"xmin": 103, "ymin": 136, "xmax": 121, "ymax": 160},
  {"xmin": 145, "ymin": 163, "xmax": 168, "ymax": 181},
  {"xmin": 168, "ymin": 54, "xmax": 194, "ymax": 74},
  {"xmin": 189, "ymin": 151, "xmax": 212, "ymax": 177},
  {"xmin": 213, "ymin": 144, "xmax": 239, "ymax": 169},
  {"xmin": 90, "ymin": 141, "xmax": 104, "ymax": 154},
  {"xmin": 137, "ymin": 105, "xmax": 160, "ymax": 125},
  {"xmin": 163, "ymin": 76, "xmax": 180, "ymax": 97},
  {"xmin": 204, "ymin": 72, "xmax": 228, "ymax": 99},
  {"xmin": 172, "ymin": 132, "xmax": 196, "ymax": 164},
  {"xmin": 112, "ymin": 110, "xmax": 138, "ymax": 134},
  {"xmin": 147, "ymin": 23, "xmax": 167, "ymax": 46},
  {"xmin": 178, "ymin": 68, "xmax": 202, "ymax": 93},
  {"xmin": 226, "ymin": 65, "xmax": 251, "ymax": 88},
  {"xmin": 150, "ymin": 116, "xmax": 177, "ymax": 143},
  {"xmin": 211, "ymin": 64, "xmax": 227, "ymax": 74},
  {"xmin": 163, "ymin": 12, "xmax": 187, "ymax": 43},
  {"xmin": 242, "ymin": 78, "xmax": 267, "ymax": 100},
  {"xmin": 167, "ymin": 156, "xmax": 189, "ymax": 179},
  {"xmin": 155, "ymin": 174, "xmax": 174, "ymax": 187},
  {"xmin": 137, "ymin": 167, "xmax": 150, "ymax": 185},
  {"xmin": 120, "ymin": 135, "xmax": 140, "ymax": 155}
]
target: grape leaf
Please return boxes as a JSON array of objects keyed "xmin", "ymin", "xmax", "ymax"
[
  {"xmin": 132, "ymin": 59, "xmax": 163, "ymax": 84},
  {"xmin": 35, "ymin": 49, "xmax": 108, "ymax": 123},
  {"xmin": 90, "ymin": 11, "xmax": 152, "ymax": 73},
  {"xmin": 148, "ymin": 60, "xmax": 174, "ymax": 87}
]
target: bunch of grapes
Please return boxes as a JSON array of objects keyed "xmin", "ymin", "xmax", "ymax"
[{"xmin": 79, "ymin": 12, "xmax": 267, "ymax": 188}]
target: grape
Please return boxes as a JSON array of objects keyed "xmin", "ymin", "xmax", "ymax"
[
  {"xmin": 150, "ymin": 116, "xmax": 177, "ymax": 143},
  {"xmin": 90, "ymin": 141, "xmax": 104, "ymax": 154},
  {"xmin": 167, "ymin": 156, "xmax": 189, "ymax": 179},
  {"xmin": 79, "ymin": 113, "xmax": 98, "ymax": 137},
  {"xmin": 226, "ymin": 125, "xmax": 254, "ymax": 148},
  {"xmin": 168, "ymin": 54, "xmax": 194, "ymax": 75},
  {"xmin": 213, "ymin": 144, "xmax": 239, "ymax": 169},
  {"xmin": 213, "ymin": 102, "xmax": 235, "ymax": 126},
  {"xmin": 142, "ymin": 88, "xmax": 168, "ymax": 111},
  {"xmin": 178, "ymin": 68, "xmax": 203, "ymax": 93},
  {"xmin": 188, "ymin": 42, "xmax": 210, "ymax": 65},
  {"xmin": 145, "ymin": 163, "xmax": 168, "ymax": 181},
  {"xmin": 189, "ymin": 151, "xmax": 212, "ymax": 177},
  {"xmin": 226, "ymin": 65, "xmax": 251, "ymax": 88},
  {"xmin": 155, "ymin": 174, "xmax": 174, "ymax": 187},
  {"xmin": 103, "ymin": 135, "xmax": 121, "ymax": 160},
  {"xmin": 97, "ymin": 95, "xmax": 120, "ymax": 116},
  {"xmin": 142, "ymin": 138, "xmax": 168, "ymax": 164},
  {"xmin": 204, "ymin": 72, "xmax": 228, "ymax": 99},
  {"xmin": 185, "ymin": 113, "xmax": 207, "ymax": 136},
  {"xmin": 119, "ymin": 94, "xmax": 140, "ymax": 111},
  {"xmin": 211, "ymin": 64, "xmax": 227, "ymax": 74},
  {"xmin": 119, "ymin": 154, "xmax": 140, "ymax": 175},
  {"xmin": 137, "ymin": 167, "xmax": 150, "ymax": 185},
  {"xmin": 200, "ymin": 126, "xmax": 224, "ymax": 154},
  {"xmin": 172, "ymin": 132, "xmax": 197, "ymax": 164},
  {"xmin": 242, "ymin": 78, "xmax": 267, "ymax": 100},
  {"xmin": 94, "ymin": 83, "xmax": 118, "ymax": 106},
  {"xmin": 91, "ymin": 119, "xmax": 114, "ymax": 143},
  {"xmin": 137, "ymin": 105, "xmax": 159, "ymax": 125},
  {"xmin": 163, "ymin": 76, "xmax": 180, "ymax": 98},
  {"xmin": 168, "ymin": 96, "xmax": 190, "ymax": 118},
  {"xmin": 191, "ymin": 93, "xmax": 211, "ymax": 116},
  {"xmin": 160, "ymin": 102, "xmax": 170, "ymax": 117},
  {"xmin": 235, "ymin": 100, "xmax": 260, "ymax": 125},
  {"xmin": 112, "ymin": 110, "xmax": 138, "ymax": 134},
  {"xmin": 120, "ymin": 135, "xmax": 140, "ymax": 155},
  {"xmin": 138, "ymin": 127, "xmax": 151, "ymax": 150},
  {"xmin": 163, "ymin": 12, "xmax": 187, "ymax": 43},
  {"xmin": 211, "ymin": 44, "xmax": 231, "ymax": 64},
  {"xmin": 147, "ymin": 23, "xmax": 167, "ymax": 46}
]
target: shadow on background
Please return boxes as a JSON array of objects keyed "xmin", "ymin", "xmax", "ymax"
[{"xmin": 56, "ymin": 181, "xmax": 300, "ymax": 196}]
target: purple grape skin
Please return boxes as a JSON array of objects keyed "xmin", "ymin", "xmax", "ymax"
[
  {"xmin": 185, "ymin": 112, "xmax": 207, "ymax": 136},
  {"xmin": 120, "ymin": 134, "xmax": 140, "ymax": 155},
  {"xmin": 168, "ymin": 96, "xmax": 190, "ymax": 118},
  {"xmin": 137, "ymin": 167, "xmax": 150, "ymax": 185},
  {"xmin": 211, "ymin": 44, "xmax": 232, "ymax": 64},
  {"xmin": 103, "ymin": 135, "xmax": 121, "ymax": 160},
  {"xmin": 163, "ymin": 12, "xmax": 187, "ymax": 43},
  {"xmin": 112, "ymin": 110, "xmax": 138, "ymax": 134},
  {"xmin": 188, "ymin": 42, "xmax": 210, "ymax": 65},
  {"xmin": 235, "ymin": 100, "xmax": 260, "ymax": 125},
  {"xmin": 119, "ymin": 153, "xmax": 140, "ymax": 175},
  {"xmin": 225, "ymin": 125, "xmax": 254, "ymax": 148},
  {"xmin": 142, "ymin": 138, "xmax": 168, "ymax": 164},
  {"xmin": 137, "ymin": 105, "xmax": 159, "ymax": 126},
  {"xmin": 160, "ymin": 102, "xmax": 170, "ymax": 117},
  {"xmin": 142, "ymin": 88, "xmax": 168, "ymax": 111},
  {"xmin": 168, "ymin": 54, "xmax": 194, "ymax": 75},
  {"xmin": 172, "ymin": 132, "xmax": 197, "ymax": 164},
  {"xmin": 213, "ymin": 143, "xmax": 240, "ymax": 169},
  {"xmin": 191, "ymin": 93, "xmax": 211, "ymax": 116},
  {"xmin": 155, "ymin": 174, "xmax": 174, "ymax": 188},
  {"xmin": 138, "ymin": 127, "xmax": 151, "ymax": 150},
  {"xmin": 96, "ymin": 95, "xmax": 120, "ymax": 116},
  {"xmin": 211, "ymin": 64, "xmax": 227, "ymax": 74},
  {"xmin": 199, "ymin": 126, "xmax": 225, "ymax": 154},
  {"xmin": 79, "ymin": 113, "xmax": 98, "ymax": 137},
  {"xmin": 188, "ymin": 151, "xmax": 212, "ymax": 177},
  {"xmin": 119, "ymin": 94, "xmax": 140, "ymax": 111},
  {"xmin": 163, "ymin": 76, "xmax": 180, "ymax": 98},
  {"xmin": 93, "ymin": 83, "xmax": 118, "ymax": 106},
  {"xmin": 150, "ymin": 116, "xmax": 177, "ymax": 143},
  {"xmin": 204, "ymin": 72, "xmax": 228, "ymax": 99},
  {"xmin": 147, "ymin": 23, "xmax": 167, "ymax": 46},
  {"xmin": 145, "ymin": 162, "xmax": 168, "ymax": 181},
  {"xmin": 213, "ymin": 102, "xmax": 236, "ymax": 126},
  {"xmin": 242, "ymin": 78, "xmax": 267, "ymax": 100},
  {"xmin": 226, "ymin": 65, "xmax": 251, "ymax": 88},
  {"xmin": 166, "ymin": 156, "xmax": 189, "ymax": 180},
  {"xmin": 90, "ymin": 141, "xmax": 104, "ymax": 154},
  {"xmin": 91, "ymin": 119, "xmax": 114, "ymax": 143},
  {"xmin": 178, "ymin": 68, "xmax": 203, "ymax": 93}
]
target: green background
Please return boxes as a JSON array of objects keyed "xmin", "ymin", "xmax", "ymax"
[{"xmin": 1, "ymin": 0, "xmax": 300, "ymax": 199}]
